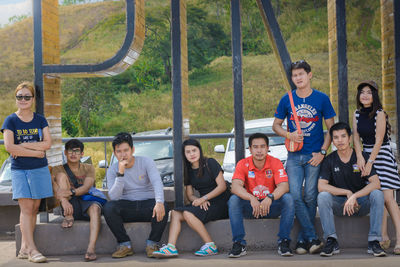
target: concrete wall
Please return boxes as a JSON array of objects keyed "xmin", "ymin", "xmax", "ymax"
[{"xmin": 15, "ymin": 216, "xmax": 396, "ymax": 256}]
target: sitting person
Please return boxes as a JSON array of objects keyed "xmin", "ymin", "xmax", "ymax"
[
  {"xmin": 103, "ymin": 132, "xmax": 169, "ymax": 258},
  {"xmin": 153, "ymin": 139, "xmax": 229, "ymax": 258},
  {"xmin": 228, "ymin": 133, "xmax": 295, "ymax": 257},
  {"xmin": 52, "ymin": 139, "xmax": 101, "ymax": 261},
  {"xmin": 317, "ymin": 122, "xmax": 385, "ymax": 257}
]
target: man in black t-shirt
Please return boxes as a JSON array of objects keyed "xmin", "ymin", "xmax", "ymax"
[{"xmin": 317, "ymin": 122, "xmax": 385, "ymax": 257}]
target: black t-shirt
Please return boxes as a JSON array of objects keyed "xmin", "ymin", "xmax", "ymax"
[
  {"xmin": 319, "ymin": 150, "xmax": 377, "ymax": 193},
  {"xmin": 185, "ymin": 158, "xmax": 226, "ymax": 201}
]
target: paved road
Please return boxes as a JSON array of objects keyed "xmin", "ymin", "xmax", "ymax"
[{"xmin": 1, "ymin": 240, "xmax": 400, "ymax": 267}]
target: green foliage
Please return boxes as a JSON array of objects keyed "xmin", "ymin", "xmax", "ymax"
[
  {"xmin": 8, "ymin": 15, "xmax": 28, "ymax": 24},
  {"xmin": 62, "ymin": 78, "xmax": 122, "ymax": 136}
]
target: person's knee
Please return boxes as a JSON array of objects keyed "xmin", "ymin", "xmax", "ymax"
[
  {"xmin": 228, "ymin": 194, "xmax": 241, "ymax": 208},
  {"xmin": 370, "ymin": 189, "xmax": 384, "ymax": 205},
  {"xmin": 103, "ymin": 201, "xmax": 118, "ymax": 217},
  {"xmin": 280, "ymin": 193, "xmax": 294, "ymax": 208},
  {"xmin": 317, "ymin": 191, "xmax": 332, "ymax": 206},
  {"xmin": 182, "ymin": 211, "xmax": 194, "ymax": 221},
  {"xmin": 88, "ymin": 204, "xmax": 101, "ymax": 217}
]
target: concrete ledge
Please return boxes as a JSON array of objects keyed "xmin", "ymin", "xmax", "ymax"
[
  {"xmin": 15, "ymin": 216, "xmax": 396, "ymax": 256},
  {"xmin": 0, "ymin": 192, "xmax": 19, "ymax": 234}
]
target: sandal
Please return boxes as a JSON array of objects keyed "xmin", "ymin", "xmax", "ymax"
[
  {"xmin": 394, "ymin": 245, "xmax": 400, "ymax": 255},
  {"xmin": 17, "ymin": 251, "xmax": 28, "ymax": 259},
  {"xmin": 84, "ymin": 252, "xmax": 97, "ymax": 261},
  {"xmin": 380, "ymin": 239, "xmax": 391, "ymax": 250},
  {"xmin": 28, "ymin": 253, "xmax": 47, "ymax": 263},
  {"xmin": 61, "ymin": 217, "xmax": 74, "ymax": 228}
]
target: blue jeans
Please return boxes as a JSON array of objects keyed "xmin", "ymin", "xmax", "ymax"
[
  {"xmin": 285, "ymin": 152, "xmax": 320, "ymax": 242},
  {"xmin": 228, "ymin": 193, "xmax": 294, "ymax": 244},
  {"xmin": 317, "ymin": 190, "xmax": 384, "ymax": 242}
]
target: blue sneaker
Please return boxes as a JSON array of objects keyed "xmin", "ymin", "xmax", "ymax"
[
  {"xmin": 152, "ymin": 244, "xmax": 179, "ymax": 258},
  {"xmin": 194, "ymin": 243, "xmax": 218, "ymax": 256}
]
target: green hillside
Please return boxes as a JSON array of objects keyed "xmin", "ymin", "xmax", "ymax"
[{"xmin": 0, "ymin": 0, "xmax": 382, "ymax": 184}]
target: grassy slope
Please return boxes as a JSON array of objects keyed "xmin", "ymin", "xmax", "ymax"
[{"xmin": 0, "ymin": 0, "xmax": 382, "ymax": 185}]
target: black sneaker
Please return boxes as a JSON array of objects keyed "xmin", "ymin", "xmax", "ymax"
[
  {"xmin": 367, "ymin": 240, "xmax": 386, "ymax": 257},
  {"xmin": 278, "ymin": 239, "xmax": 293, "ymax": 256},
  {"xmin": 320, "ymin": 237, "xmax": 340, "ymax": 257},
  {"xmin": 228, "ymin": 242, "xmax": 247, "ymax": 258},
  {"xmin": 295, "ymin": 241, "xmax": 308, "ymax": 255},
  {"xmin": 308, "ymin": 239, "xmax": 323, "ymax": 254}
]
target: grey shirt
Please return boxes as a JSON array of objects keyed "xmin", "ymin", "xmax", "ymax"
[{"xmin": 107, "ymin": 156, "xmax": 164, "ymax": 203}]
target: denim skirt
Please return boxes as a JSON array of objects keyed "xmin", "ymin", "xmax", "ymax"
[{"xmin": 11, "ymin": 165, "xmax": 53, "ymax": 200}]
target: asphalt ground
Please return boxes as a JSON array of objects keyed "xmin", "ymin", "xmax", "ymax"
[{"xmin": 1, "ymin": 240, "xmax": 400, "ymax": 267}]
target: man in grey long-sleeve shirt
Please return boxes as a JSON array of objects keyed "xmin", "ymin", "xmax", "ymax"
[{"xmin": 103, "ymin": 132, "xmax": 169, "ymax": 259}]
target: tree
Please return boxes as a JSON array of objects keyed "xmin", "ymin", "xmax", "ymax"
[{"xmin": 62, "ymin": 78, "xmax": 122, "ymax": 136}]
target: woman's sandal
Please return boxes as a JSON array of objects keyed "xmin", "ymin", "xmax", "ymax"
[
  {"xmin": 380, "ymin": 239, "xmax": 391, "ymax": 250},
  {"xmin": 394, "ymin": 245, "xmax": 400, "ymax": 255},
  {"xmin": 84, "ymin": 252, "xmax": 97, "ymax": 261},
  {"xmin": 17, "ymin": 251, "xmax": 28, "ymax": 259},
  {"xmin": 28, "ymin": 253, "xmax": 47, "ymax": 263},
  {"xmin": 61, "ymin": 217, "xmax": 74, "ymax": 228}
]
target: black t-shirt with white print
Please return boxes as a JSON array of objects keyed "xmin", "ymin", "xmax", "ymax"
[{"xmin": 319, "ymin": 150, "xmax": 377, "ymax": 193}]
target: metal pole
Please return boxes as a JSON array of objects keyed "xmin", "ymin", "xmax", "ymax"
[
  {"xmin": 33, "ymin": 0, "xmax": 44, "ymax": 115},
  {"xmin": 171, "ymin": 0, "xmax": 184, "ymax": 207},
  {"xmin": 336, "ymin": 0, "xmax": 349, "ymax": 124},
  {"xmin": 231, "ymin": 0, "xmax": 245, "ymax": 163}
]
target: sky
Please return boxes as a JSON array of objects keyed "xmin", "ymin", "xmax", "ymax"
[{"xmin": 0, "ymin": 0, "xmax": 32, "ymax": 26}]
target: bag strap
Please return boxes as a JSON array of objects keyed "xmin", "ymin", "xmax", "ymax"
[
  {"xmin": 287, "ymin": 90, "xmax": 302, "ymax": 134},
  {"xmin": 63, "ymin": 163, "xmax": 80, "ymax": 188}
]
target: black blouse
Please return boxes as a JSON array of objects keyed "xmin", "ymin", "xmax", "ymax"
[{"xmin": 356, "ymin": 107, "xmax": 389, "ymax": 145}]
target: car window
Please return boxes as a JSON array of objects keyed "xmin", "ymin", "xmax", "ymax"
[
  {"xmin": 134, "ymin": 140, "xmax": 173, "ymax": 160},
  {"xmin": 228, "ymin": 126, "xmax": 285, "ymax": 151}
]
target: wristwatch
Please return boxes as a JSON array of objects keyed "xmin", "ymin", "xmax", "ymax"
[
  {"xmin": 116, "ymin": 172, "xmax": 124, "ymax": 177},
  {"xmin": 70, "ymin": 188, "xmax": 76, "ymax": 197},
  {"xmin": 267, "ymin": 193, "xmax": 274, "ymax": 202},
  {"xmin": 320, "ymin": 149, "xmax": 327, "ymax": 156}
]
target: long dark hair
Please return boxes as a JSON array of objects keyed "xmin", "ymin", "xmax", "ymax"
[
  {"xmin": 356, "ymin": 81, "xmax": 391, "ymax": 136},
  {"xmin": 182, "ymin": 139, "xmax": 207, "ymax": 185}
]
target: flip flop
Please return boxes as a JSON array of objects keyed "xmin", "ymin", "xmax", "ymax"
[
  {"xmin": 61, "ymin": 217, "xmax": 74, "ymax": 228},
  {"xmin": 17, "ymin": 251, "xmax": 28, "ymax": 259},
  {"xmin": 28, "ymin": 253, "xmax": 47, "ymax": 263},
  {"xmin": 394, "ymin": 245, "xmax": 400, "ymax": 255},
  {"xmin": 84, "ymin": 252, "xmax": 97, "ymax": 261}
]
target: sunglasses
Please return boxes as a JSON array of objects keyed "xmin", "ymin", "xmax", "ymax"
[
  {"xmin": 16, "ymin": 95, "xmax": 34, "ymax": 101},
  {"xmin": 291, "ymin": 60, "xmax": 305, "ymax": 66}
]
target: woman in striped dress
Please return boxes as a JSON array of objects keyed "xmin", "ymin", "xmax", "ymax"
[{"xmin": 353, "ymin": 80, "xmax": 400, "ymax": 255}]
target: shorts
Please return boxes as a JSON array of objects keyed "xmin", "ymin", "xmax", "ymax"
[
  {"xmin": 11, "ymin": 166, "xmax": 53, "ymax": 200},
  {"xmin": 61, "ymin": 196, "xmax": 103, "ymax": 221}
]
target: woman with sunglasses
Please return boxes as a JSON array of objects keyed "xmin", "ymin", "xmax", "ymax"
[
  {"xmin": 353, "ymin": 80, "xmax": 400, "ymax": 254},
  {"xmin": 1, "ymin": 82, "xmax": 53, "ymax": 263},
  {"xmin": 153, "ymin": 139, "xmax": 229, "ymax": 257}
]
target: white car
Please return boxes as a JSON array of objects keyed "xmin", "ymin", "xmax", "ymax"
[{"xmin": 214, "ymin": 118, "xmax": 287, "ymax": 183}]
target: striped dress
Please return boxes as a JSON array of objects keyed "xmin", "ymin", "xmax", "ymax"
[{"xmin": 355, "ymin": 107, "xmax": 400, "ymax": 190}]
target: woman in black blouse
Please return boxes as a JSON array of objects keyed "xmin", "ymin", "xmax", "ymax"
[
  {"xmin": 153, "ymin": 139, "xmax": 228, "ymax": 257},
  {"xmin": 353, "ymin": 80, "xmax": 400, "ymax": 254}
]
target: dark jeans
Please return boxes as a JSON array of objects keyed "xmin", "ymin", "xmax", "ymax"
[{"xmin": 103, "ymin": 199, "xmax": 169, "ymax": 244}]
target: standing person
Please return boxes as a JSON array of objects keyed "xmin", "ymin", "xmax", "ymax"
[
  {"xmin": 273, "ymin": 60, "xmax": 336, "ymax": 254},
  {"xmin": 1, "ymin": 82, "xmax": 52, "ymax": 263},
  {"xmin": 51, "ymin": 139, "xmax": 101, "ymax": 261},
  {"xmin": 227, "ymin": 133, "xmax": 295, "ymax": 258},
  {"xmin": 353, "ymin": 80, "xmax": 400, "ymax": 254},
  {"xmin": 103, "ymin": 132, "xmax": 169, "ymax": 258},
  {"xmin": 318, "ymin": 122, "xmax": 385, "ymax": 257},
  {"xmin": 153, "ymin": 139, "xmax": 229, "ymax": 258}
]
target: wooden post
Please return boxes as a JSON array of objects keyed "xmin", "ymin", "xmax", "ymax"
[{"xmin": 381, "ymin": 0, "xmax": 397, "ymax": 140}]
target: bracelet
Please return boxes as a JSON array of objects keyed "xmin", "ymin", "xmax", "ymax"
[
  {"xmin": 202, "ymin": 195, "xmax": 208, "ymax": 200},
  {"xmin": 286, "ymin": 132, "xmax": 290, "ymax": 139},
  {"xmin": 368, "ymin": 159, "xmax": 374, "ymax": 164}
]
